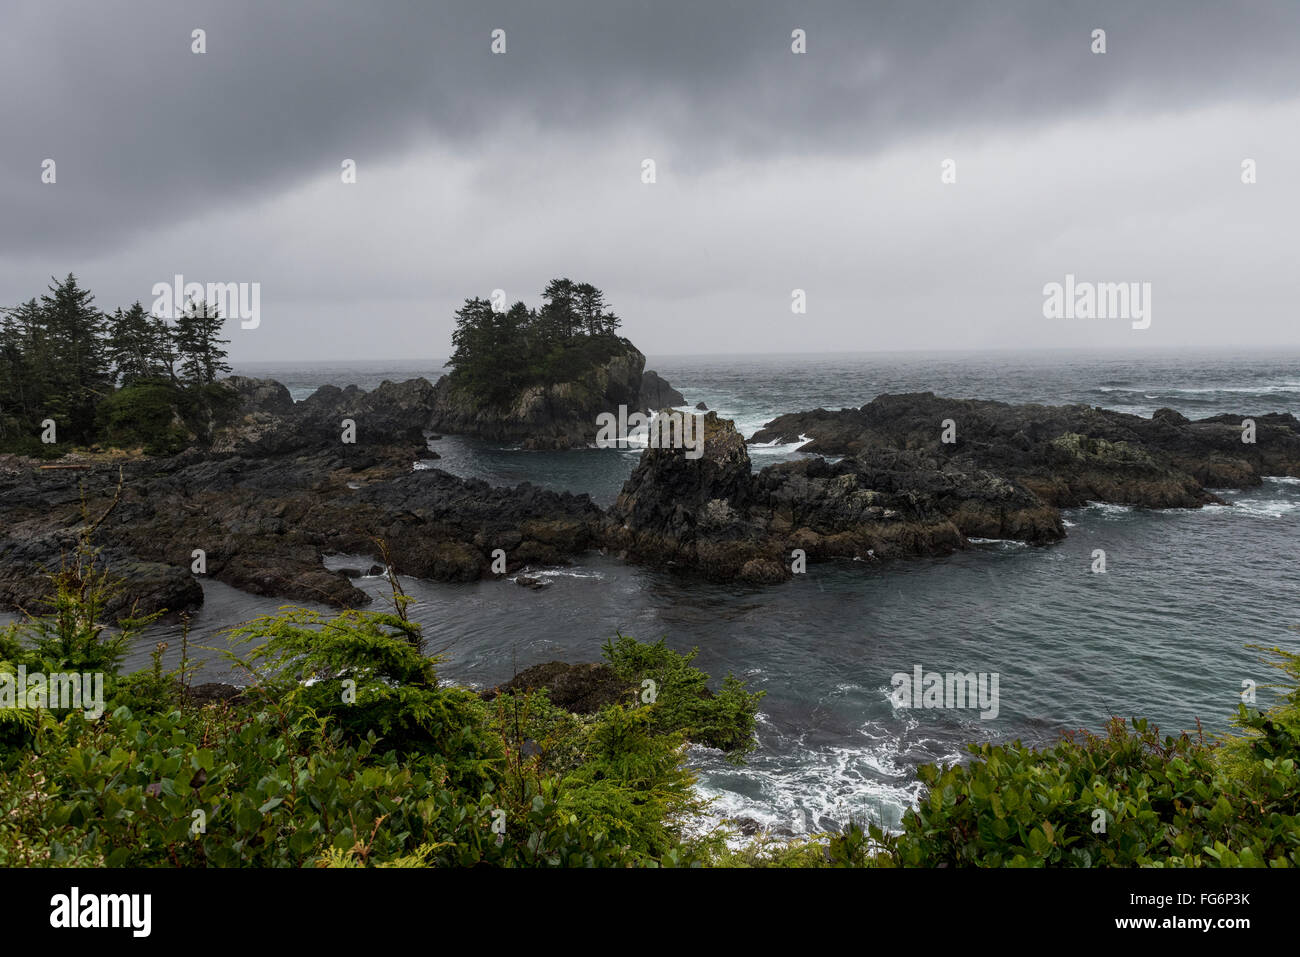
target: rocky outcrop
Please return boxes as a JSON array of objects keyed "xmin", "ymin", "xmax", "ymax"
[
  {"xmin": 603, "ymin": 393, "xmax": 1299, "ymax": 582},
  {"xmin": 5, "ymin": 384, "xmax": 1294, "ymax": 613},
  {"xmin": 606, "ymin": 412, "xmax": 1063, "ymax": 582},
  {"xmin": 480, "ymin": 661, "xmax": 631, "ymax": 713},
  {"xmin": 212, "ymin": 355, "xmax": 689, "ymax": 457},
  {"xmin": 221, "ymin": 376, "xmax": 294, "ymax": 416},
  {"xmin": 428, "ymin": 345, "xmax": 643, "ymax": 449},
  {"xmin": 213, "ymin": 377, "xmax": 438, "ymax": 461},
  {"xmin": 638, "ymin": 370, "xmax": 686, "ymax": 412},
  {"xmin": 426, "ymin": 343, "xmax": 689, "ymax": 449},
  {"xmin": 0, "ymin": 537, "xmax": 203, "ymax": 622},
  {"xmin": 749, "ymin": 393, "xmax": 1300, "ymax": 506},
  {"xmin": 0, "ymin": 438, "xmax": 604, "ymax": 618}
]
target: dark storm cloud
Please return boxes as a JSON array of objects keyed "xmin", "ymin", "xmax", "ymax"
[{"xmin": 3, "ymin": 0, "xmax": 1298, "ymax": 257}]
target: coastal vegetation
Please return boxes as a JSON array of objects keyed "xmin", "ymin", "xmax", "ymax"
[
  {"xmin": 444, "ymin": 278, "xmax": 628, "ymax": 406},
  {"xmin": 716, "ymin": 644, "xmax": 1300, "ymax": 868},
  {"xmin": 0, "ymin": 274, "xmax": 236, "ymax": 456},
  {"xmin": 2, "ymin": 275, "xmax": 1297, "ymax": 868},
  {"xmin": 1, "ymin": 547, "xmax": 1295, "ymax": 867},
  {"xmin": 0, "ymin": 547, "xmax": 755, "ymax": 866}
]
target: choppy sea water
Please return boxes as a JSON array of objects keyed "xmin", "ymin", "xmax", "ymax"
[{"xmin": 10, "ymin": 350, "xmax": 1300, "ymax": 838}]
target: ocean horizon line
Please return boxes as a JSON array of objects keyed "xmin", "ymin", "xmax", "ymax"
[{"xmin": 229, "ymin": 344, "xmax": 1300, "ymax": 367}]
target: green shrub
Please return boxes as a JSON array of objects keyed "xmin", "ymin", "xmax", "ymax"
[
  {"xmin": 96, "ymin": 380, "xmax": 191, "ymax": 454},
  {"xmin": 0, "ymin": 564, "xmax": 731, "ymax": 867},
  {"xmin": 853, "ymin": 646, "xmax": 1300, "ymax": 868},
  {"xmin": 602, "ymin": 634, "xmax": 764, "ymax": 760}
]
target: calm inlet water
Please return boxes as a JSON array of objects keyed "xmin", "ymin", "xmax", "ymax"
[{"xmin": 14, "ymin": 350, "xmax": 1300, "ymax": 837}]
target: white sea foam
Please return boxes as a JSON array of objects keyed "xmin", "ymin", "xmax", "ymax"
[
  {"xmin": 747, "ymin": 433, "xmax": 814, "ymax": 456},
  {"xmin": 533, "ymin": 568, "xmax": 606, "ymax": 580},
  {"xmin": 1081, "ymin": 501, "xmax": 1134, "ymax": 515},
  {"xmin": 685, "ymin": 745, "xmax": 924, "ymax": 847},
  {"xmin": 1098, "ymin": 382, "xmax": 1300, "ymax": 396},
  {"xmin": 968, "ymin": 537, "xmax": 1029, "ymax": 547},
  {"xmin": 1224, "ymin": 499, "xmax": 1299, "ymax": 518}
]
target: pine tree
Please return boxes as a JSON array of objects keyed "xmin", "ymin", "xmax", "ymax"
[
  {"xmin": 445, "ymin": 279, "xmax": 625, "ymax": 405},
  {"xmin": 540, "ymin": 278, "xmax": 578, "ymax": 342},
  {"xmin": 0, "ymin": 299, "xmax": 43, "ymax": 433},
  {"xmin": 0, "ymin": 311, "xmax": 26, "ymax": 436},
  {"xmin": 446, "ymin": 296, "xmax": 523, "ymax": 403},
  {"xmin": 574, "ymin": 283, "xmax": 604, "ymax": 336},
  {"xmin": 38, "ymin": 274, "xmax": 111, "ymax": 443},
  {"xmin": 172, "ymin": 299, "xmax": 231, "ymax": 386},
  {"xmin": 106, "ymin": 301, "xmax": 166, "ymax": 386}
]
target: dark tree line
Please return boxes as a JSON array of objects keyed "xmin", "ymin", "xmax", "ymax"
[
  {"xmin": 446, "ymin": 278, "xmax": 627, "ymax": 404},
  {"xmin": 0, "ymin": 274, "xmax": 233, "ymax": 453}
]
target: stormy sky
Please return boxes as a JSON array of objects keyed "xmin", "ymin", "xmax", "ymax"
[{"xmin": 3, "ymin": 1, "xmax": 1298, "ymax": 361}]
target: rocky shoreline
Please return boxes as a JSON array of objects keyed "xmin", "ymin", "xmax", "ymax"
[{"xmin": 3, "ymin": 373, "xmax": 1298, "ymax": 618}]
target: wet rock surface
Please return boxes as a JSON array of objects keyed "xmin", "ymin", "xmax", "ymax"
[
  {"xmin": 480, "ymin": 661, "xmax": 631, "ymax": 713},
  {"xmin": 426, "ymin": 341, "xmax": 690, "ymax": 449},
  {"xmin": 638, "ymin": 369, "xmax": 687, "ymax": 412},
  {"xmin": 2, "ymin": 384, "xmax": 1295, "ymax": 616},
  {"xmin": 0, "ymin": 368, "xmax": 606, "ymax": 618},
  {"xmin": 608, "ymin": 393, "xmax": 1300, "ymax": 582},
  {"xmin": 749, "ymin": 392, "xmax": 1300, "ymax": 509},
  {"xmin": 607, "ymin": 412, "xmax": 1063, "ymax": 582}
]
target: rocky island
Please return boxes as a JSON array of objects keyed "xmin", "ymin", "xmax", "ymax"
[
  {"xmin": 4, "ymin": 276, "xmax": 1299, "ymax": 615},
  {"xmin": 4, "ymin": 374, "xmax": 1299, "ymax": 616}
]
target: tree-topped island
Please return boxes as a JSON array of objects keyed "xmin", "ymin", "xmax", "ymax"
[{"xmin": 432, "ymin": 278, "xmax": 684, "ymax": 448}]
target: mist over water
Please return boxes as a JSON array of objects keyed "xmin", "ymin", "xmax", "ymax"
[{"xmin": 18, "ymin": 350, "xmax": 1298, "ymax": 837}]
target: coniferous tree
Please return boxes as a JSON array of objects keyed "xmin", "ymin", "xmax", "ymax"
[
  {"xmin": 0, "ymin": 299, "xmax": 43, "ymax": 434},
  {"xmin": 574, "ymin": 282, "xmax": 605, "ymax": 336},
  {"xmin": 172, "ymin": 299, "xmax": 231, "ymax": 386},
  {"xmin": 445, "ymin": 279, "xmax": 627, "ymax": 405},
  {"xmin": 0, "ymin": 311, "xmax": 27, "ymax": 436},
  {"xmin": 38, "ymin": 274, "xmax": 111, "ymax": 442},
  {"xmin": 106, "ymin": 301, "xmax": 165, "ymax": 386},
  {"xmin": 540, "ymin": 278, "xmax": 578, "ymax": 342},
  {"xmin": 152, "ymin": 316, "xmax": 180, "ymax": 385},
  {"xmin": 446, "ymin": 297, "xmax": 533, "ymax": 403}
]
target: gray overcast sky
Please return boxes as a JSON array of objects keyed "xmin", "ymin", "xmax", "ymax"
[{"xmin": 3, "ymin": 1, "xmax": 1298, "ymax": 361}]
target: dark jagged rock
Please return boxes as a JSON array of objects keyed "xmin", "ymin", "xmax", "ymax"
[
  {"xmin": 5, "ymin": 382, "xmax": 1293, "ymax": 610},
  {"xmin": 639, "ymin": 370, "xmax": 686, "ymax": 412},
  {"xmin": 214, "ymin": 377, "xmax": 438, "ymax": 461},
  {"xmin": 480, "ymin": 661, "xmax": 630, "ymax": 714},
  {"xmin": 606, "ymin": 412, "xmax": 1063, "ymax": 581},
  {"xmin": 603, "ymin": 392, "xmax": 1299, "ymax": 581},
  {"xmin": 427, "ymin": 340, "xmax": 648, "ymax": 449},
  {"xmin": 221, "ymin": 376, "xmax": 295, "ymax": 416},
  {"xmin": 0, "ymin": 442, "xmax": 604, "ymax": 615},
  {"xmin": 749, "ymin": 392, "xmax": 1300, "ymax": 506},
  {"xmin": 0, "ymin": 535, "xmax": 203, "ymax": 621},
  {"xmin": 607, "ymin": 412, "xmax": 776, "ymax": 579}
]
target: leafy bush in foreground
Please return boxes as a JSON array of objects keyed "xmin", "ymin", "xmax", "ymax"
[
  {"xmin": 2, "ymin": 548, "xmax": 1295, "ymax": 868},
  {"xmin": 0, "ymin": 559, "xmax": 743, "ymax": 866},
  {"xmin": 602, "ymin": 634, "xmax": 764, "ymax": 760},
  {"xmin": 728, "ymin": 646, "xmax": 1299, "ymax": 868}
]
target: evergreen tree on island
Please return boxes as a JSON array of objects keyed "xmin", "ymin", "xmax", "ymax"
[{"xmin": 446, "ymin": 279, "xmax": 627, "ymax": 406}]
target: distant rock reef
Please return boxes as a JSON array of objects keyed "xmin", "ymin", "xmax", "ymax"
[{"xmin": 3, "ymin": 371, "xmax": 1297, "ymax": 615}]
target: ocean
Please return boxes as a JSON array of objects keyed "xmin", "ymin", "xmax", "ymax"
[{"xmin": 13, "ymin": 349, "xmax": 1300, "ymax": 838}]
